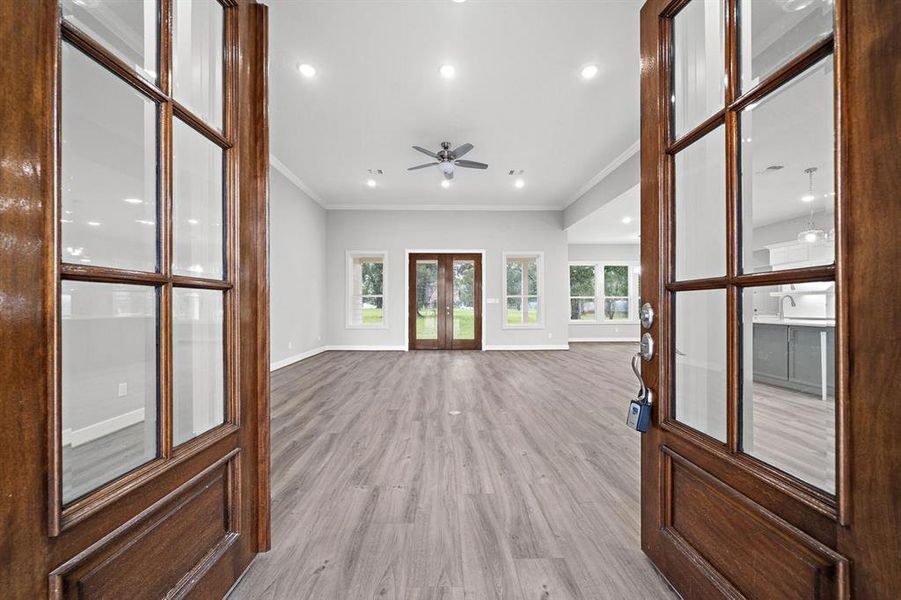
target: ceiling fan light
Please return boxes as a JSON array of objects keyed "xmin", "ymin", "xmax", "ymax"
[
  {"xmin": 366, "ymin": 179, "xmax": 377, "ymax": 188},
  {"xmin": 440, "ymin": 162, "xmax": 455, "ymax": 175},
  {"xmin": 439, "ymin": 64, "xmax": 456, "ymax": 79},
  {"xmin": 514, "ymin": 179, "xmax": 525, "ymax": 189},
  {"xmin": 580, "ymin": 64, "xmax": 599, "ymax": 80},
  {"xmin": 441, "ymin": 180, "xmax": 451, "ymax": 189},
  {"xmin": 298, "ymin": 63, "xmax": 317, "ymax": 78},
  {"xmin": 798, "ymin": 228, "xmax": 825, "ymax": 244}
]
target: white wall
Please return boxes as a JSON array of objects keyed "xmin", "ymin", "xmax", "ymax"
[
  {"xmin": 269, "ymin": 168, "xmax": 328, "ymax": 367},
  {"xmin": 326, "ymin": 210, "xmax": 569, "ymax": 349},
  {"xmin": 567, "ymin": 244, "xmax": 641, "ymax": 342}
]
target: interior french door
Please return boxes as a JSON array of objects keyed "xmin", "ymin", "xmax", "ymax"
[
  {"xmin": 0, "ymin": 1, "xmax": 269, "ymax": 597},
  {"xmin": 408, "ymin": 253, "xmax": 482, "ymax": 350},
  {"xmin": 639, "ymin": 0, "xmax": 900, "ymax": 597}
]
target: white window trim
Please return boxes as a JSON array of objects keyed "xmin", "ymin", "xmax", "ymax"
[
  {"xmin": 568, "ymin": 261, "xmax": 640, "ymax": 325},
  {"xmin": 346, "ymin": 250, "xmax": 388, "ymax": 329},
  {"xmin": 502, "ymin": 251, "xmax": 545, "ymax": 329}
]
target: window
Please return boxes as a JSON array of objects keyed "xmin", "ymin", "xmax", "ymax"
[
  {"xmin": 568, "ymin": 262, "xmax": 640, "ymax": 323},
  {"xmin": 569, "ymin": 264, "xmax": 596, "ymax": 321},
  {"xmin": 347, "ymin": 252, "xmax": 387, "ymax": 327},
  {"xmin": 504, "ymin": 253, "xmax": 542, "ymax": 327}
]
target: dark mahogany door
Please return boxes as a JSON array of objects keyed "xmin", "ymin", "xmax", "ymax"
[
  {"xmin": 639, "ymin": 0, "xmax": 900, "ymax": 597},
  {"xmin": 0, "ymin": 2, "xmax": 270, "ymax": 598},
  {"xmin": 409, "ymin": 253, "xmax": 482, "ymax": 350}
]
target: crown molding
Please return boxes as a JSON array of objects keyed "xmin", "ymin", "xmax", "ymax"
[
  {"xmin": 564, "ymin": 139, "xmax": 640, "ymax": 208},
  {"xmin": 326, "ymin": 203, "xmax": 562, "ymax": 212},
  {"xmin": 269, "ymin": 154, "xmax": 328, "ymax": 208}
]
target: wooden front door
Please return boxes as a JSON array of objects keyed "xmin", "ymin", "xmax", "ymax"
[
  {"xmin": 639, "ymin": 0, "xmax": 900, "ymax": 597},
  {"xmin": 408, "ymin": 253, "xmax": 482, "ymax": 350},
  {"xmin": 0, "ymin": 2, "xmax": 270, "ymax": 598}
]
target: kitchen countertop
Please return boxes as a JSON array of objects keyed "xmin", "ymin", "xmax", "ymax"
[{"xmin": 753, "ymin": 316, "xmax": 836, "ymax": 327}]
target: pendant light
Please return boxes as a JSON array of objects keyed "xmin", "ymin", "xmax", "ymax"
[{"xmin": 797, "ymin": 167, "xmax": 826, "ymax": 244}]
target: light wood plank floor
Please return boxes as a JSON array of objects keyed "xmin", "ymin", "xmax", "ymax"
[{"xmin": 229, "ymin": 343, "xmax": 678, "ymax": 599}]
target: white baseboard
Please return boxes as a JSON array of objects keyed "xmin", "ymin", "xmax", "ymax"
[
  {"xmin": 569, "ymin": 337, "xmax": 640, "ymax": 343},
  {"xmin": 62, "ymin": 407, "xmax": 145, "ymax": 448},
  {"xmin": 484, "ymin": 344, "xmax": 570, "ymax": 351},
  {"xmin": 270, "ymin": 345, "xmax": 328, "ymax": 372},
  {"xmin": 327, "ymin": 345, "xmax": 407, "ymax": 352}
]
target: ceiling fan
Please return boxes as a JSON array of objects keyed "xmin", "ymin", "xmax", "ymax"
[{"xmin": 407, "ymin": 141, "xmax": 488, "ymax": 180}]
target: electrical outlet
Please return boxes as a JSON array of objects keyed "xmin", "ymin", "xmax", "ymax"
[{"xmin": 118, "ymin": 382, "xmax": 127, "ymax": 397}]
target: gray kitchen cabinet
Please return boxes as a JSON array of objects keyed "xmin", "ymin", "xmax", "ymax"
[
  {"xmin": 752, "ymin": 323, "xmax": 789, "ymax": 385},
  {"xmin": 788, "ymin": 325, "xmax": 836, "ymax": 396}
]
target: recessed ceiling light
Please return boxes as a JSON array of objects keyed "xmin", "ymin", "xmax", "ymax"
[
  {"xmin": 441, "ymin": 180, "xmax": 451, "ymax": 189},
  {"xmin": 439, "ymin": 64, "xmax": 456, "ymax": 79},
  {"xmin": 188, "ymin": 218, "xmax": 199, "ymax": 225},
  {"xmin": 123, "ymin": 197, "xmax": 142, "ymax": 204},
  {"xmin": 801, "ymin": 194, "xmax": 816, "ymax": 203},
  {"xmin": 367, "ymin": 179, "xmax": 377, "ymax": 188},
  {"xmin": 514, "ymin": 179, "xmax": 525, "ymax": 189},
  {"xmin": 580, "ymin": 64, "xmax": 599, "ymax": 80},
  {"xmin": 452, "ymin": 0, "xmax": 467, "ymax": 3},
  {"xmin": 87, "ymin": 221, "xmax": 101, "ymax": 227},
  {"xmin": 621, "ymin": 216, "xmax": 632, "ymax": 224},
  {"xmin": 135, "ymin": 219, "xmax": 155, "ymax": 226},
  {"xmin": 298, "ymin": 63, "xmax": 317, "ymax": 78}
]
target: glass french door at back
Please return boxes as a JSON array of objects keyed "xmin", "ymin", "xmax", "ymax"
[
  {"xmin": 59, "ymin": 0, "xmax": 229, "ymax": 506},
  {"xmin": 669, "ymin": 0, "xmax": 837, "ymax": 495},
  {"xmin": 414, "ymin": 259, "xmax": 439, "ymax": 341},
  {"xmin": 453, "ymin": 259, "xmax": 476, "ymax": 340}
]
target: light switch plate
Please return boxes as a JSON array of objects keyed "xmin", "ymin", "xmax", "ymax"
[{"xmin": 118, "ymin": 382, "xmax": 127, "ymax": 397}]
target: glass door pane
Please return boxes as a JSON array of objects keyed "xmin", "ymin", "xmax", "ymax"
[
  {"xmin": 172, "ymin": 288, "xmax": 225, "ymax": 446},
  {"xmin": 674, "ymin": 288, "xmax": 727, "ymax": 442},
  {"xmin": 61, "ymin": 281, "xmax": 158, "ymax": 504},
  {"xmin": 740, "ymin": 56, "xmax": 835, "ymax": 273},
  {"xmin": 62, "ymin": 0, "xmax": 159, "ymax": 83},
  {"xmin": 452, "ymin": 259, "xmax": 475, "ymax": 340},
  {"xmin": 672, "ymin": 0, "xmax": 725, "ymax": 137},
  {"xmin": 61, "ymin": 42, "xmax": 159, "ymax": 272},
  {"xmin": 739, "ymin": 0, "xmax": 833, "ymax": 92},
  {"xmin": 172, "ymin": 0, "xmax": 224, "ymax": 129},
  {"xmin": 741, "ymin": 284, "xmax": 835, "ymax": 493},
  {"xmin": 414, "ymin": 259, "xmax": 439, "ymax": 341}
]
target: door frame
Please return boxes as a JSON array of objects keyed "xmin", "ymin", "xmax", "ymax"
[
  {"xmin": 638, "ymin": 0, "xmax": 901, "ymax": 597},
  {"xmin": 405, "ymin": 249, "xmax": 486, "ymax": 351},
  {"xmin": 0, "ymin": 2, "xmax": 270, "ymax": 597}
]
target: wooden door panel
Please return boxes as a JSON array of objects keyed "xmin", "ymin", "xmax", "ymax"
[
  {"xmin": 664, "ymin": 448, "xmax": 847, "ymax": 600},
  {"xmin": 51, "ymin": 452, "xmax": 238, "ymax": 599}
]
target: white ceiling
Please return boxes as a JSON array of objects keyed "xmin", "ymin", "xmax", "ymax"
[
  {"xmin": 267, "ymin": 0, "xmax": 642, "ymax": 210},
  {"xmin": 566, "ymin": 183, "xmax": 639, "ymax": 244}
]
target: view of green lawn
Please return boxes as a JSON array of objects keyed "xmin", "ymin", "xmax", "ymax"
[
  {"xmin": 506, "ymin": 308, "xmax": 539, "ymax": 324},
  {"xmin": 362, "ymin": 307, "xmax": 384, "ymax": 324},
  {"xmin": 415, "ymin": 307, "xmax": 475, "ymax": 339}
]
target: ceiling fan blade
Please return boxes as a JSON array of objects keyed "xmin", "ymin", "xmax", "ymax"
[
  {"xmin": 452, "ymin": 143, "xmax": 473, "ymax": 158},
  {"xmin": 407, "ymin": 162, "xmax": 438, "ymax": 170},
  {"xmin": 455, "ymin": 159, "xmax": 488, "ymax": 170},
  {"xmin": 412, "ymin": 145, "xmax": 438, "ymax": 159}
]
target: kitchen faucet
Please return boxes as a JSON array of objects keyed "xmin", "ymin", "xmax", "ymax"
[{"xmin": 778, "ymin": 294, "xmax": 796, "ymax": 319}]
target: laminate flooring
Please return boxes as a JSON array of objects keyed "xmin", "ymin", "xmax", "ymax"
[{"xmin": 229, "ymin": 343, "xmax": 678, "ymax": 599}]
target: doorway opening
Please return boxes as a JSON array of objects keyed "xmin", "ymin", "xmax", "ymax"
[{"xmin": 408, "ymin": 252, "xmax": 483, "ymax": 350}]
